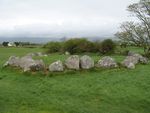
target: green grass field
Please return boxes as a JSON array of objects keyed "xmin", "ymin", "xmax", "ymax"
[{"xmin": 0, "ymin": 47, "xmax": 150, "ymax": 113}]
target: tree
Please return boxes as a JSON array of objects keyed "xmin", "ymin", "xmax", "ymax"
[
  {"xmin": 115, "ymin": 22, "xmax": 146, "ymax": 46},
  {"xmin": 63, "ymin": 38, "xmax": 97, "ymax": 54},
  {"xmin": 2, "ymin": 42, "xmax": 9, "ymax": 47},
  {"xmin": 99, "ymin": 39, "xmax": 116, "ymax": 54},
  {"xmin": 116, "ymin": 0, "xmax": 150, "ymax": 53},
  {"xmin": 63, "ymin": 38, "xmax": 92, "ymax": 54},
  {"xmin": 43, "ymin": 42, "xmax": 62, "ymax": 53},
  {"xmin": 128, "ymin": 0, "xmax": 150, "ymax": 39},
  {"xmin": 14, "ymin": 42, "xmax": 20, "ymax": 47}
]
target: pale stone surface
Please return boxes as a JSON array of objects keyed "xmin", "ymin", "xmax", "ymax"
[
  {"xmin": 49, "ymin": 60, "xmax": 64, "ymax": 72},
  {"xmin": 122, "ymin": 52, "xmax": 149, "ymax": 68},
  {"xmin": 4, "ymin": 56, "xmax": 45, "ymax": 72},
  {"xmin": 139, "ymin": 57, "xmax": 149, "ymax": 64},
  {"xmin": 65, "ymin": 51, "xmax": 70, "ymax": 55},
  {"xmin": 127, "ymin": 63, "xmax": 135, "ymax": 69},
  {"xmin": 65, "ymin": 55, "xmax": 80, "ymax": 70},
  {"xmin": 97, "ymin": 56, "xmax": 118, "ymax": 68},
  {"xmin": 3, "ymin": 56, "xmax": 20, "ymax": 67},
  {"xmin": 122, "ymin": 56, "xmax": 139, "ymax": 65},
  {"xmin": 80, "ymin": 55, "xmax": 94, "ymax": 69}
]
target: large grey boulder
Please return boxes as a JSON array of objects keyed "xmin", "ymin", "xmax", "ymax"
[
  {"xmin": 122, "ymin": 52, "xmax": 148, "ymax": 69},
  {"xmin": 128, "ymin": 51, "xmax": 148, "ymax": 63},
  {"xmin": 19, "ymin": 57, "xmax": 45, "ymax": 72},
  {"xmin": 132, "ymin": 53, "xmax": 148, "ymax": 64},
  {"xmin": 96, "ymin": 56, "xmax": 118, "ymax": 68},
  {"xmin": 4, "ymin": 56, "xmax": 45, "ymax": 72},
  {"xmin": 65, "ymin": 55, "xmax": 80, "ymax": 70},
  {"xmin": 132, "ymin": 54, "xmax": 143, "ymax": 60},
  {"xmin": 27, "ymin": 60, "xmax": 45, "ymax": 72},
  {"xmin": 80, "ymin": 55, "xmax": 94, "ymax": 69},
  {"xmin": 139, "ymin": 57, "xmax": 149, "ymax": 64},
  {"xmin": 3, "ymin": 56, "xmax": 20, "ymax": 67},
  {"xmin": 49, "ymin": 60, "xmax": 64, "ymax": 72},
  {"xmin": 122, "ymin": 56, "xmax": 138, "ymax": 69},
  {"xmin": 18, "ymin": 56, "xmax": 34, "ymax": 69},
  {"xmin": 123, "ymin": 56, "xmax": 139, "ymax": 65}
]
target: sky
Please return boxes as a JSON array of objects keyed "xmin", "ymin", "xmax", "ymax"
[{"xmin": 0, "ymin": 0, "xmax": 139, "ymax": 38}]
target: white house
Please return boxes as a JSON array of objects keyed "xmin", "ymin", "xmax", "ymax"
[{"xmin": 8, "ymin": 42, "xmax": 16, "ymax": 47}]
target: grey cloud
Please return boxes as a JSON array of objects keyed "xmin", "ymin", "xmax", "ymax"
[{"xmin": 0, "ymin": 0, "xmax": 139, "ymax": 38}]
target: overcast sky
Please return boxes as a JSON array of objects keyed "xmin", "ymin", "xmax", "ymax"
[{"xmin": 0, "ymin": 0, "xmax": 139, "ymax": 38}]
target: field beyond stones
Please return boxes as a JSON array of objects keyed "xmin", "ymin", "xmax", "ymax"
[{"xmin": 0, "ymin": 47, "xmax": 150, "ymax": 113}]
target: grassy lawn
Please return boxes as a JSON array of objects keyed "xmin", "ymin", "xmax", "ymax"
[{"xmin": 0, "ymin": 47, "xmax": 150, "ymax": 113}]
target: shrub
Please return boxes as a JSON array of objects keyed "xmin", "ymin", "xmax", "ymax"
[
  {"xmin": 120, "ymin": 42, "xmax": 127, "ymax": 48},
  {"xmin": 43, "ymin": 42, "xmax": 62, "ymax": 53},
  {"xmin": 99, "ymin": 39, "xmax": 116, "ymax": 54},
  {"xmin": 43, "ymin": 38, "xmax": 116, "ymax": 54},
  {"xmin": 63, "ymin": 38, "xmax": 95, "ymax": 54},
  {"xmin": 2, "ymin": 42, "xmax": 9, "ymax": 47},
  {"xmin": 92, "ymin": 41, "xmax": 101, "ymax": 53},
  {"xmin": 121, "ymin": 50, "xmax": 129, "ymax": 56},
  {"xmin": 78, "ymin": 40, "xmax": 96, "ymax": 53},
  {"xmin": 14, "ymin": 42, "xmax": 20, "ymax": 47}
]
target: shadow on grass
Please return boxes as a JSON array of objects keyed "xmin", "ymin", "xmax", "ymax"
[{"xmin": 1, "ymin": 63, "xmax": 146, "ymax": 78}]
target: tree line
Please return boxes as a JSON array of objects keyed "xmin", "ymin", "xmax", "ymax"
[{"xmin": 43, "ymin": 38, "xmax": 116, "ymax": 55}]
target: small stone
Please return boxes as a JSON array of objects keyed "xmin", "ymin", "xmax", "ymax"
[
  {"xmin": 127, "ymin": 63, "xmax": 135, "ymax": 69},
  {"xmin": 65, "ymin": 51, "xmax": 70, "ymax": 55}
]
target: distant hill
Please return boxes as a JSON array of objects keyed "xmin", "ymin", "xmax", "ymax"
[
  {"xmin": 0, "ymin": 37, "xmax": 59, "ymax": 44},
  {"xmin": 0, "ymin": 37, "xmax": 115, "ymax": 44}
]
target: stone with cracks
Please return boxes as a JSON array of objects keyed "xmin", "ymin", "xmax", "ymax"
[
  {"xmin": 122, "ymin": 56, "xmax": 139, "ymax": 66},
  {"xmin": 4, "ymin": 56, "xmax": 45, "ymax": 72},
  {"xmin": 49, "ymin": 60, "xmax": 64, "ymax": 72},
  {"xmin": 96, "ymin": 56, "xmax": 118, "ymax": 68},
  {"xmin": 122, "ymin": 52, "xmax": 148, "ymax": 68},
  {"xmin": 80, "ymin": 55, "xmax": 94, "ymax": 69},
  {"xmin": 3, "ymin": 56, "xmax": 20, "ymax": 67},
  {"xmin": 139, "ymin": 57, "xmax": 149, "ymax": 64},
  {"xmin": 65, "ymin": 55, "xmax": 80, "ymax": 70},
  {"xmin": 127, "ymin": 62, "xmax": 135, "ymax": 69}
]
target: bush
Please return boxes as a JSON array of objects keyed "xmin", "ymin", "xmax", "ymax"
[
  {"xmin": 121, "ymin": 50, "xmax": 129, "ymax": 56},
  {"xmin": 43, "ymin": 42, "xmax": 62, "ymax": 53},
  {"xmin": 14, "ymin": 42, "xmax": 20, "ymax": 47},
  {"xmin": 43, "ymin": 38, "xmax": 116, "ymax": 54},
  {"xmin": 92, "ymin": 41, "xmax": 101, "ymax": 52},
  {"xmin": 2, "ymin": 42, "xmax": 9, "ymax": 47},
  {"xmin": 63, "ymin": 38, "xmax": 96, "ymax": 54},
  {"xmin": 99, "ymin": 39, "xmax": 116, "ymax": 54}
]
